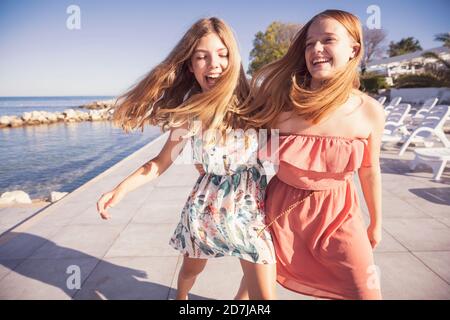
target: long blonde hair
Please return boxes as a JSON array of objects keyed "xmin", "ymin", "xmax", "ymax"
[
  {"xmin": 113, "ymin": 17, "xmax": 250, "ymax": 138},
  {"xmin": 242, "ymin": 10, "xmax": 364, "ymax": 127}
]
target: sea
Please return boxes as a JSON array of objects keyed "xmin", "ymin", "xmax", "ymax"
[{"xmin": 0, "ymin": 96, "xmax": 161, "ymax": 199}]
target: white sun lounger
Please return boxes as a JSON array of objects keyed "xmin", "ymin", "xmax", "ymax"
[
  {"xmin": 383, "ymin": 104, "xmax": 411, "ymax": 135},
  {"xmin": 384, "ymin": 96, "xmax": 402, "ymax": 115},
  {"xmin": 398, "ymin": 105, "xmax": 450, "ymax": 156},
  {"xmin": 406, "ymin": 97, "xmax": 439, "ymax": 126},
  {"xmin": 410, "ymin": 147, "xmax": 450, "ymax": 181},
  {"xmin": 377, "ymin": 96, "xmax": 387, "ymax": 106}
]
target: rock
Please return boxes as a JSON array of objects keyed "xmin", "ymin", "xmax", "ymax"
[
  {"xmin": 28, "ymin": 111, "xmax": 44, "ymax": 125},
  {"xmin": 50, "ymin": 191, "xmax": 68, "ymax": 202},
  {"xmin": 4, "ymin": 116, "xmax": 18, "ymax": 127},
  {"xmin": 22, "ymin": 112, "xmax": 32, "ymax": 121},
  {"xmin": 0, "ymin": 116, "xmax": 11, "ymax": 126},
  {"xmin": 1, "ymin": 102, "xmax": 117, "ymax": 129},
  {"xmin": 0, "ymin": 190, "xmax": 32, "ymax": 204},
  {"xmin": 37, "ymin": 115, "xmax": 48, "ymax": 123},
  {"xmin": 10, "ymin": 118, "xmax": 24, "ymax": 127},
  {"xmin": 77, "ymin": 111, "xmax": 90, "ymax": 121},
  {"xmin": 31, "ymin": 111, "xmax": 42, "ymax": 119},
  {"xmin": 0, "ymin": 197, "xmax": 12, "ymax": 205},
  {"xmin": 89, "ymin": 110, "xmax": 102, "ymax": 121},
  {"xmin": 42, "ymin": 111, "xmax": 56, "ymax": 122},
  {"xmin": 64, "ymin": 109, "xmax": 77, "ymax": 119},
  {"xmin": 47, "ymin": 113, "xmax": 58, "ymax": 122},
  {"xmin": 81, "ymin": 99, "xmax": 117, "ymax": 110}
]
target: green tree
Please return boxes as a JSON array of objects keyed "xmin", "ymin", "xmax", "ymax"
[
  {"xmin": 395, "ymin": 73, "xmax": 446, "ymax": 88},
  {"xmin": 388, "ymin": 37, "xmax": 422, "ymax": 57},
  {"xmin": 248, "ymin": 22, "xmax": 302, "ymax": 76},
  {"xmin": 421, "ymin": 32, "xmax": 450, "ymax": 86},
  {"xmin": 422, "ymin": 51, "xmax": 450, "ymax": 69},
  {"xmin": 360, "ymin": 73, "xmax": 388, "ymax": 93},
  {"xmin": 422, "ymin": 32, "xmax": 450, "ymax": 68},
  {"xmin": 434, "ymin": 32, "xmax": 450, "ymax": 48}
]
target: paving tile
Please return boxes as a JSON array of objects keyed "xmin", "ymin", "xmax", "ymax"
[
  {"xmin": 105, "ymin": 223, "xmax": 178, "ymax": 258},
  {"xmin": 383, "ymin": 218, "xmax": 450, "ymax": 251},
  {"xmin": 0, "ymin": 258, "xmax": 98, "ymax": 299},
  {"xmin": 29, "ymin": 225, "xmax": 123, "ymax": 259},
  {"xmin": 375, "ymin": 252, "xmax": 450, "ymax": 299},
  {"xmin": 75, "ymin": 256, "xmax": 180, "ymax": 300},
  {"xmin": 413, "ymin": 251, "xmax": 450, "ymax": 284}
]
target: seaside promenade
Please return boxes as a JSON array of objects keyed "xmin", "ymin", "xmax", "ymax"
[{"xmin": 0, "ymin": 132, "xmax": 449, "ymax": 299}]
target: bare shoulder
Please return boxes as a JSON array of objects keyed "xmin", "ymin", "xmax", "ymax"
[{"xmin": 358, "ymin": 92, "xmax": 385, "ymax": 127}]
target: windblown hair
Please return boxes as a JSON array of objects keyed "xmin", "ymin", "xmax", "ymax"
[
  {"xmin": 113, "ymin": 17, "xmax": 250, "ymax": 139},
  {"xmin": 242, "ymin": 9, "xmax": 364, "ymax": 128}
]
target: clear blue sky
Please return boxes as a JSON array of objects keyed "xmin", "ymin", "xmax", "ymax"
[{"xmin": 0, "ymin": 0, "xmax": 448, "ymax": 96}]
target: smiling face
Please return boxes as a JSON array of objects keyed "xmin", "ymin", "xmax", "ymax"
[
  {"xmin": 189, "ymin": 33, "xmax": 229, "ymax": 92},
  {"xmin": 305, "ymin": 17, "xmax": 360, "ymax": 89}
]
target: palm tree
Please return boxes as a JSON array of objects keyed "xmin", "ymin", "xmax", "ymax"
[
  {"xmin": 422, "ymin": 32, "xmax": 450, "ymax": 69},
  {"xmin": 434, "ymin": 32, "xmax": 450, "ymax": 48},
  {"xmin": 388, "ymin": 37, "xmax": 422, "ymax": 57},
  {"xmin": 422, "ymin": 52, "xmax": 450, "ymax": 69},
  {"xmin": 421, "ymin": 32, "xmax": 450, "ymax": 86}
]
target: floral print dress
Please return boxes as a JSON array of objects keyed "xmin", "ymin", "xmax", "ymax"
[{"xmin": 169, "ymin": 129, "xmax": 276, "ymax": 264}]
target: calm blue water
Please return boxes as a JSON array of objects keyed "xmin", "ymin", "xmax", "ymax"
[{"xmin": 0, "ymin": 96, "xmax": 161, "ymax": 199}]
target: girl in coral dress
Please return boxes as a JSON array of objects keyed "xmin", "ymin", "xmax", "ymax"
[{"xmin": 244, "ymin": 9, "xmax": 384, "ymax": 299}]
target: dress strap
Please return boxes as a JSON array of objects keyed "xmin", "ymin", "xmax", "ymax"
[{"xmin": 257, "ymin": 190, "xmax": 315, "ymax": 238}]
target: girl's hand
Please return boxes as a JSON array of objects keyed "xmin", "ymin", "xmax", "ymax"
[
  {"xmin": 96, "ymin": 188, "xmax": 125, "ymax": 220},
  {"xmin": 194, "ymin": 164, "xmax": 205, "ymax": 175},
  {"xmin": 367, "ymin": 223, "xmax": 382, "ymax": 249}
]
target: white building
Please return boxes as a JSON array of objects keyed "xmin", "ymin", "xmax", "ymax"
[{"xmin": 366, "ymin": 46, "xmax": 450, "ymax": 81}]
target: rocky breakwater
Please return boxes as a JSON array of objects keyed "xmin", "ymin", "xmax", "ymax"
[{"xmin": 0, "ymin": 99, "xmax": 117, "ymax": 128}]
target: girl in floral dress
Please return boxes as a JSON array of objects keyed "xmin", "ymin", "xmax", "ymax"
[{"xmin": 96, "ymin": 17, "xmax": 276, "ymax": 300}]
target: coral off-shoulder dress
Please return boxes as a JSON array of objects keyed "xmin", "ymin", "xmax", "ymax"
[{"xmin": 263, "ymin": 133, "xmax": 382, "ymax": 300}]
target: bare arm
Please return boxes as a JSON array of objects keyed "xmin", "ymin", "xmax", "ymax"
[
  {"xmin": 116, "ymin": 126, "xmax": 188, "ymax": 194},
  {"xmin": 357, "ymin": 98, "xmax": 385, "ymax": 248},
  {"xmin": 97, "ymin": 124, "xmax": 189, "ymax": 218}
]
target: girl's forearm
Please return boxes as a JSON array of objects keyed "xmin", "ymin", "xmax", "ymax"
[
  {"xmin": 358, "ymin": 167, "xmax": 383, "ymax": 227},
  {"xmin": 113, "ymin": 129, "xmax": 188, "ymax": 195},
  {"xmin": 116, "ymin": 159, "xmax": 163, "ymax": 194}
]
